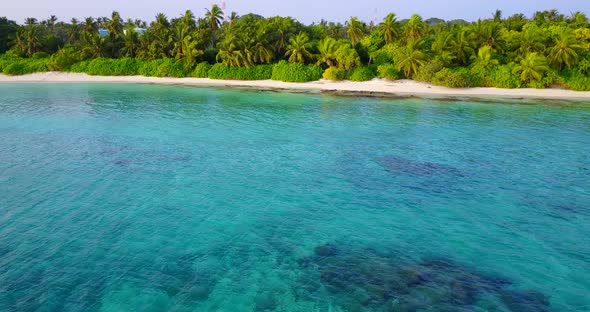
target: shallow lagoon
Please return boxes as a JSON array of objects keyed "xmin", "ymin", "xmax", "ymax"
[{"xmin": 0, "ymin": 83, "xmax": 589, "ymax": 312}]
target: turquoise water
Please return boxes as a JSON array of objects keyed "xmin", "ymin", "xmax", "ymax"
[{"xmin": 0, "ymin": 83, "xmax": 589, "ymax": 312}]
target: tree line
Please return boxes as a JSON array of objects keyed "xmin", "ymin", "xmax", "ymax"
[{"xmin": 0, "ymin": 7, "xmax": 589, "ymax": 89}]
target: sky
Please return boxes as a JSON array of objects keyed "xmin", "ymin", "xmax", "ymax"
[{"xmin": 3, "ymin": 0, "xmax": 590, "ymax": 24}]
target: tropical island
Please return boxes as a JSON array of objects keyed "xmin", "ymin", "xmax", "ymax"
[
  {"xmin": 2, "ymin": 5, "xmax": 590, "ymax": 312},
  {"xmin": 0, "ymin": 7, "xmax": 589, "ymax": 96}
]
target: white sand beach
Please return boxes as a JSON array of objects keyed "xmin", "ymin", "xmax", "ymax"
[{"xmin": 2, "ymin": 72, "xmax": 590, "ymax": 101}]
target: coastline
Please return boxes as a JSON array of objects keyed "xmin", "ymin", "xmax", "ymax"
[{"xmin": 2, "ymin": 72, "xmax": 590, "ymax": 102}]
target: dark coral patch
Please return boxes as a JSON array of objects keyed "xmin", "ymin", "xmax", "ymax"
[
  {"xmin": 314, "ymin": 243, "xmax": 339, "ymax": 257},
  {"xmin": 500, "ymin": 289, "xmax": 552, "ymax": 312},
  {"xmin": 379, "ymin": 155, "xmax": 465, "ymax": 177},
  {"xmin": 112, "ymin": 158, "xmax": 132, "ymax": 166},
  {"xmin": 297, "ymin": 244, "xmax": 552, "ymax": 312}
]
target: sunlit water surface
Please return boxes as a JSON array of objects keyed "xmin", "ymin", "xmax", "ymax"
[{"xmin": 0, "ymin": 83, "xmax": 589, "ymax": 312}]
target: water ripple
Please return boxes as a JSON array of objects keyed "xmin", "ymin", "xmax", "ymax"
[{"xmin": 0, "ymin": 83, "xmax": 589, "ymax": 311}]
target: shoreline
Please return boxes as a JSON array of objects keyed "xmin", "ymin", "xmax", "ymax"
[{"xmin": 2, "ymin": 72, "xmax": 590, "ymax": 102}]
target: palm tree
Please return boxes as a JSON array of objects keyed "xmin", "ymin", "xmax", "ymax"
[
  {"xmin": 395, "ymin": 40, "xmax": 427, "ymax": 77},
  {"xmin": 380, "ymin": 13, "xmax": 399, "ymax": 45},
  {"xmin": 346, "ymin": 17, "xmax": 365, "ymax": 46},
  {"xmin": 569, "ymin": 12, "xmax": 589, "ymax": 28},
  {"xmin": 504, "ymin": 13, "xmax": 527, "ymax": 32},
  {"xmin": 68, "ymin": 18, "xmax": 80, "ymax": 44},
  {"xmin": 121, "ymin": 24, "xmax": 139, "ymax": 57},
  {"xmin": 533, "ymin": 11, "xmax": 548, "ymax": 25},
  {"xmin": 327, "ymin": 22, "xmax": 345, "ymax": 39},
  {"xmin": 533, "ymin": 10, "xmax": 561, "ymax": 25},
  {"xmin": 238, "ymin": 34, "xmax": 256, "ymax": 67},
  {"xmin": 516, "ymin": 27, "xmax": 545, "ymax": 57},
  {"xmin": 483, "ymin": 23, "xmax": 506, "ymax": 52},
  {"xmin": 132, "ymin": 19, "xmax": 147, "ymax": 28},
  {"xmin": 96, "ymin": 17, "xmax": 106, "ymax": 28},
  {"xmin": 205, "ymin": 4, "xmax": 223, "ymax": 33},
  {"xmin": 546, "ymin": 10, "xmax": 561, "ymax": 23},
  {"xmin": 547, "ymin": 31, "xmax": 581, "ymax": 71},
  {"xmin": 176, "ymin": 35, "xmax": 203, "ymax": 71},
  {"xmin": 512, "ymin": 53, "xmax": 549, "ymax": 84},
  {"xmin": 82, "ymin": 17, "xmax": 98, "ymax": 40},
  {"xmin": 81, "ymin": 33, "xmax": 104, "ymax": 58},
  {"xmin": 471, "ymin": 45, "xmax": 499, "ymax": 71},
  {"xmin": 15, "ymin": 26, "xmax": 42, "ymax": 56},
  {"xmin": 432, "ymin": 21, "xmax": 448, "ymax": 34},
  {"xmin": 25, "ymin": 17, "xmax": 38, "ymax": 26},
  {"xmin": 45, "ymin": 15, "xmax": 58, "ymax": 31},
  {"xmin": 493, "ymin": 10, "xmax": 503, "ymax": 23},
  {"xmin": 105, "ymin": 11, "xmax": 123, "ymax": 37},
  {"xmin": 450, "ymin": 28, "xmax": 475, "ymax": 65},
  {"xmin": 229, "ymin": 12, "xmax": 239, "ymax": 26},
  {"xmin": 404, "ymin": 15, "xmax": 427, "ymax": 40},
  {"xmin": 334, "ymin": 43, "xmax": 360, "ymax": 69},
  {"xmin": 148, "ymin": 13, "xmax": 173, "ymax": 59},
  {"xmin": 253, "ymin": 33, "xmax": 274, "ymax": 64},
  {"xmin": 316, "ymin": 37, "xmax": 338, "ymax": 68},
  {"xmin": 285, "ymin": 32, "xmax": 312, "ymax": 64},
  {"xmin": 272, "ymin": 17, "xmax": 295, "ymax": 56},
  {"xmin": 136, "ymin": 32, "xmax": 153, "ymax": 60},
  {"xmin": 13, "ymin": 29, "xmax": 26, "ymax": 55},
  {"xmin": 431, "ymin": 31, "xmax": 455, "ymax": 66},
  {"xmin": 473, "ymin": 21, "xmax": 505, "ymax": 52},
  {"xmin": 180, "ymin": 10, "xmax": 196, "ymax": 31},
  {"xmin": 104, "ymin": 11, "xmax": 124, "ymax": 57},
  {"xmin": 172, "ymin": 23, "xmax": 189, "ymax": 58},
  {"xmin": 217, "ymin": 36, "xmax": 245, "ymax": 66}
]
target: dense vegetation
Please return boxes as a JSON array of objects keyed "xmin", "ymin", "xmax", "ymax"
[{"xmin": 1, "ymin": 8, "xmax": 589, "ymax": 89}]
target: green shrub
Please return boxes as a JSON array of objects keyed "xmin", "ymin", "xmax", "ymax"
[
  {"xmin": 110, "ymin": 58, "xmax": 142, "ymax": 76},
  {"xmin": 81, "ymin": 58, "xmax": 141, "ymax": 76},
  {"xmin": 414, "ymin": 62, "xmax": 443, "ymax": 83},
  {"xmin": 370, "ymin": 49, "xmax": 394, "ymax": 66},
  {"xmin": 69, "ymin": 61, "xmax": 89, "ymax": 73},
  {"xmin": 68, "ymin": 58, "xmax": 186, "ymax": 77},
  {"xmin": 0, "ymin": 59, "xmax": 9, "ymax": 72},
  {"xmin": 138, "ymin": 59, "xmax": 160, "ymax": 76},
  {"xmin": 271, "ymin": 60, "xmax": 323, "ymax": 82},
  {"xmin": 488, "ymin": 64, "xmax": 521, "ymax": 89},
  {"xmin": 205, "ymin": 64, "xmax": 224, "ymax": 79},
  {"xmin": 528, "ymin": 69, "xmax": 562, "ymax": 89},
  {"xmin": 207, "ymin": 64, "xmax": 273, "ymax": 80},
  {"xmin": 81, "ymin": 58, "xmax": 106, "ymax": 75},
  {"xmin": 432, "ymin": 68, "xmax": 472, "ymax": 88},
  {"xmin": 3, "ymin": 62, "xmax": 26, "ymax": 75},
  {"xmin": 26, "ymin": 58, "xmax": 50, "ymax": 73},
  {"xmin": 566, "ymin": 74, "xmax": 590, "ymax": 91},
  {"xmin": 0, "ymin": 53, "xmax": 19, "ymax": 72},
  {"xmin": 377, "ymin": 64, "xmax": 402, "ymax": 80},
  {"xmin": 468, "ymin": 66, "xmax": 488, "ymax": 87},
  {"xmin": 202, "ymin": 48, "xmax": 218, "ymax": 64},
  {"xmin": 31, "ymin": 52, "xmax": 49, "ymax": 59},
  {"xmin": 191, "ymin": 62, "xmax": 211, "ymax": 78},
  {"xmin": 137, "ymin": 59, "xmax": 186, "ymax": 77},
  {"xmin": 1, "ymin": 58, "xmax": 50, "ymax": 75},
  {"xmin": 84, "ymin": 58, "xmax": 111, "ymax": 75},
  {"xmin": 0, "ymin": 51, "xmax": 21, "ymax": 61},
  {"xmin": 48, "ymin": 47, "xmax": 82, "ymax": 71},
  {"xmin": 323, "ymin": 67, "xmax": 346, "ymax": 81},
  {"xmin": 152, "ymin": 59, "xmax": 186, "ymax": 77},
  {"xmin": 346, "ymin": 66, "xmax": 376, "ymax": 81}
]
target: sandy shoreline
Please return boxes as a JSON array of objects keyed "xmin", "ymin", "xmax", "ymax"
[{"xmin": 1, "ymin": 72, "xmax": 590, "ymax": 102}]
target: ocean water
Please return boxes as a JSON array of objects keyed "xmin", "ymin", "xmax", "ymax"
[{"xmin": 0, "ymin": 83, "xmax": 589, "ymax": 312}]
